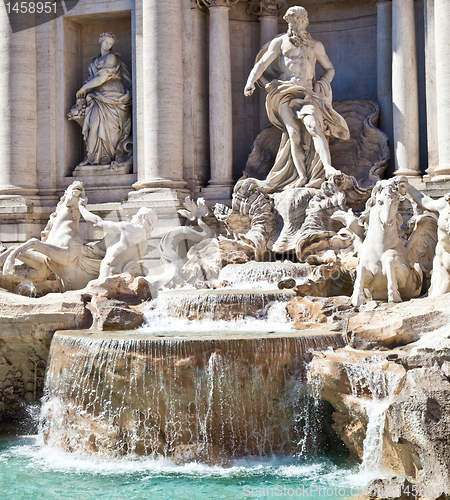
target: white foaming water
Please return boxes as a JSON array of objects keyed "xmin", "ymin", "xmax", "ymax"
[
  {"xmin": 217, "ymin": 261, "xmax": 312, "ymax": 287},
  {"xmin": 1, "ymin": 435, "xmax": 367, "ymax": 488},
  {"xmin": 140, "ymin": 294, "xmax": 293, "ymax": 334},
  {"xmin": 340, "ymin": 352, "xmax": 404, "ymax": 475}
]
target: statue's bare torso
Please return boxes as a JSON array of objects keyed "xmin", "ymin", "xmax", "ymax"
[{"xmin": 277, "ymin": 35, "xmax": 318, "ymax": 89}]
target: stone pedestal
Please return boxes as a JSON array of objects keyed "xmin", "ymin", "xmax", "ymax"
[
  {"xmin": 432, "ymin": 0, "xmax": 450, "ymax": 180},
  {"xmin": 392, "ymin": 0, "xmax": 420, "ymax": 177}
]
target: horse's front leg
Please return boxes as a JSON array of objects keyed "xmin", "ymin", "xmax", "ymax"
[
  {"xmin": 352, "ymin": 263, "xmax": 372, "ymax": 306},
  {"xmin": 0, "ymin": 246, "xmax": 17, "ymax": 268},
  {"xmin": 383, "ymin": 255, "xmax": 404, "ymax": 303},
  {"xmin": 3, "ymin": 239, "xmax": 72, "ymax": 275}
]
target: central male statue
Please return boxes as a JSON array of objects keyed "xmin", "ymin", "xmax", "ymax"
[{"xmin": 244, "ymin": 5, "xmax": 350, "ymax": 192}]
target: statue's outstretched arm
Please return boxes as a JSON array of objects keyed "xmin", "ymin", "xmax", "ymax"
[
  {"xmin": 244, "ymin": 38, "xmax": 281, "ymax": 96},
  {"xmin": 397, "ymin": 177, "xmax": 446, "ymax": 213},
  {"xmin": 79, "ymin": 201, "xmax": 122, "ymax": 235}
]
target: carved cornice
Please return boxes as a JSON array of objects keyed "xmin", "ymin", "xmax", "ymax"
[
  {"xmin": 246, "ymin": 0, "xmax": 287, "ymax": 18},
  {"xmin": 197, "ymin": 0, "xmax": 239, "ymax": 9}
]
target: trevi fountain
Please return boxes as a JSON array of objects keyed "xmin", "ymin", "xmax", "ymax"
[{"xmin": 1, "ymin": 1, "xmax": 450, "ymax": 499}]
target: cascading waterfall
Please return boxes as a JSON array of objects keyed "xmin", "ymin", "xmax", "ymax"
[
  {"xmin": 41, "ymin": 330, "xmax": 346, "ymax": 460},
  {"xmin": 217, "ymin": 262, "xmax": 312, "ymax": 286},
  {"xmin": 341, "ymin": 355, "xmax": 404, "ymax": 472},
  {"xmin": 155, "ymin": 288, "xmax": 296, "ymax": 320}
]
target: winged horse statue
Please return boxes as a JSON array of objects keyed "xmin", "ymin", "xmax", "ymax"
[
  {"xmin": 0, "ymin": 182, "xmax": 103, "ymax": 292},
  {"xmin": 332, "ymin": 178, "xmax": 438, "ymax": 306}
]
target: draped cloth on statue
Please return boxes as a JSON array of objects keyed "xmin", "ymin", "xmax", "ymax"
[
  {"xmin": 82, "ymin": 55, "xmax": 132, "ymax": 166},
  {"xmin": 251, "ymin": 39, "xmax": 350, "ymax": 194}
]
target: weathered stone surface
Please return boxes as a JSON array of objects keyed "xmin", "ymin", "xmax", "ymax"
[
  {"xmin": 82, "ymin": 274, "xmax": 152, "ymax": 305},
  {"xmin": 294, "ymin": 263, "xmax": 354, "ymax": 298},
  {"xmin": 87, "ymin": 298, "xmax": 144, "ymax": 331},
  {"xmin": 286, "ymin": 295, "xmax": 353, "ymax": 331},
  {"xmin": 0, "ymin": 273, "xmax": 150, "ymax": 423},
  {"xmin": 386, "ymin": 367, "xmax": 450, "ymax": 492},
  {"xmin": 0, "ymin": 263, "xmax": 60, "ymax": 296},
  {"xmin": 277, "ymin": 278, "xmax": 296, "ymax": 289},
  {"xmin": 309, "ymin": 322, "xmax": 450, "ymax": 495},
  {"xmin": 348, "ymin": 294, "xmax": 450, "ymax": 349},
  {"xmin": 365, "ymin": 477, "xmax": 415, "ymax": 500}
]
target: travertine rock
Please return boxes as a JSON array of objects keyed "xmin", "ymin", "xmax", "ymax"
[
  {"xmin": 348, "ymin": 293, "xmax": 450, "ymax": 349},
  {"xmin": 286, "ymin": 295, "xmax": 353, "ymax": 331},
  {"xmin": 86, "ymin": 298, "xmax": 144, "ymax": 331},
  {"xmin": 0, "ymin": 273, "xmax": 151, "ymax": 422},
  {"xmin": 294, "ymin": 262, "xmax": 354, "ymax": 298},
  {"xmin": 309, "ymin": 322, "xmax": 450, "ymax": 495},
  {"xmin": 386, "ymin": 366, "xmax": 450, "ymax": 492}
]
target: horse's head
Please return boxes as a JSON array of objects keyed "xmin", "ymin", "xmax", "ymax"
[
  {"xmin": 374, "ymin": 180, "xmax": 401, "ymax": 232},
  {"xmin": 64, "ymin": 181, "xmax": 85, "ymax": 208}
]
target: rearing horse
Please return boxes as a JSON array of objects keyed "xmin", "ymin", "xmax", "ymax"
[
  {"xmin": 333, "ymin": 179, "xmax": 434, "ymax": 306},
  {"xmin": 0, "ymin": 182, "xmax": 103, "ymax": 292}
]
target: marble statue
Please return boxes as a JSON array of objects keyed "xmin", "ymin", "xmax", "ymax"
[
  {"xmin": 398, "ymin": 178, "xmax": 450, "ymax": 297},
  {"xmin": 243, "ymin": 5, "xmax": 350, "ymax": 192},
  {"xmin": 143, "ymin": 197, "xmax": 216, "ymax": 295},
  {"xmin": 216, "ymin": 101, "xmax": 389, "ymax": 261},
  {"xmin": 68, "ymin": 32, "xmax": 133, "ymax": 175},
  {"xmin": 333, "ymin": 179, "xmax": 437, "ymax": 306},
  {"xmin": 78, "ymin": 199, "xmax": 157, "ymax": 280},
  {"xmin": 0, "ymin": 182, "xmax": 103, "ymax": 292}
]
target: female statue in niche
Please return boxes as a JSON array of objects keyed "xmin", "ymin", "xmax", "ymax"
[{"xmin": 68, "ymin": 32, "xmax": 133, "ymax": 174}]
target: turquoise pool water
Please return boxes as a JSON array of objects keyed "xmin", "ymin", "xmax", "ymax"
[{"xmin": 0, "ymin": 436, "xmax": 376, "ymax": 500}]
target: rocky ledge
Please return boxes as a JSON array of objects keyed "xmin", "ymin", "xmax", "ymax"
[
  {"xmin": 298, "ymin": 293, "xmax": 450, "ymax": 498},
  {"xmin": 0, "ymin": 274, "xmax": 150, "ymax": 424}
]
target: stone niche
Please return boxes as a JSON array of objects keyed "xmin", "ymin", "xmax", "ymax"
[
  {"xmin": 62, "ymin": 12, "xmax": 134, "ymax": 203},
  {"xmin": 229, "ymin": 0, "xmax": 379, "ymax": 180}
]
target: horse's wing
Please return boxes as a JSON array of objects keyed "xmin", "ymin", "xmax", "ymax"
[
  {"xmin": 330, "ymin": 209, "xmax": 365, "ymax": 251},
  {"xmin": 406, "ymin": 212, "xmax": 438, "ymax": 271}
]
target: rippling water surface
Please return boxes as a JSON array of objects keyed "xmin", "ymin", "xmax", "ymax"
[{"xmin": 0, "ymin": 436, "xmax": 380, "ymax": 500}]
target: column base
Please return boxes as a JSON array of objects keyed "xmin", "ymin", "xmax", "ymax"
[
  {"xmin": 200, "ymin": 182, "xmax": 233, "ymax": 203},
  {"xmin": 394, "ymin": 169, "xmax": 422, "ymax": 178},
  {"xmin": 430, "ymin": 166, "xmax": 450, "ymax": 182}
]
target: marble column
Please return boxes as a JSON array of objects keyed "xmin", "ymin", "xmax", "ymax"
[
  {"xmin": 200, "ymin": 0, "xmax": 238, "ymax": 201},
  {"xmin": 424, "ymin": 0, "xmax": 439, "ymax": 176},
  {"xmin": 0, "ymin": 5, "xmax": 38, "ymax": 198},
  {"xmin": 392, "ymin": 0, "xmax": 421, "ymax": 177},
  {"xmin": 132, "ymin": 0, "xmax": 187, "ymax": 194},
  {"xmin": 432, "ymin": 0, "xmax": 450, "ymax": 179},
  {"xmin": 247, "ymin": 0, "xmax": 286, "ymax": 131},
  {"xmin": 376, "ymin": 1, "xmax": 394, "ymax": 173}
]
